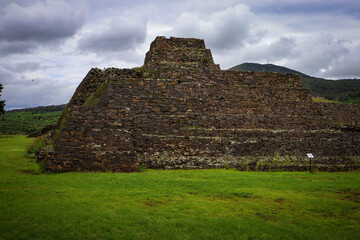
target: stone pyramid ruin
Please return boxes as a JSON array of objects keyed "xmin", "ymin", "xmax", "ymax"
[{"xmin": 45, "ymin": 36, "xmax": 360, "ymax": 172}]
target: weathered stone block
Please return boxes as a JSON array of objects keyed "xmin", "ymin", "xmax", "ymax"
[{"xmin": 44, "ymin": 36, "xmax": 360, "ymax": 172}]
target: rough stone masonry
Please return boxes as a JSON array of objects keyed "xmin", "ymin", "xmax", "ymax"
[{"xmin": 44, "ymin": 36, "xmax": 360, "ymax": 172}]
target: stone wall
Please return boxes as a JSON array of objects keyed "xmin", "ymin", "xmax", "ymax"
[{"xmin": 45, "ymin": 36, "xmax": 360, "ymax": 172}]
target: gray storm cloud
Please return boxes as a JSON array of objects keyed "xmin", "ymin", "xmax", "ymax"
[
  {"xmin": 0, "ymin": 41, "xmax": 38, "ymax": 55},
  {"xmin": 0, "ymin": 0, "xmax": 87, "ymax": 55},
  {"xmin": 77, "ymin": 16, "xmax": 147, "ymax": 53},
  {"xmin": 1, "ymin": 0, "xmax": 360, "ymax": 109}
]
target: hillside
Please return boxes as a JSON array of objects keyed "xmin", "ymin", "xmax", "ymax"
[
  {"xmin": 229, "ymin": 63, "xmax": 360, "ymax": 104},
  {"xmin": 0, "ymin": 104, "xmax": 66, "ymax": 134}
]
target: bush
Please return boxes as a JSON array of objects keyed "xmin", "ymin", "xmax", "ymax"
[{"xmin": 25, "ymin": 137, "xmax": 45, "ymax": 158}]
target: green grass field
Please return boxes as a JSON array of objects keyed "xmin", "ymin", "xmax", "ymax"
[{"xmin": 1, "ymin": 136, "xmax": 359, "ymax": 240}]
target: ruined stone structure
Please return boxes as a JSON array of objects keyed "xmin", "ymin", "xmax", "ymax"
[{"xmin": 45, "ymin": 36, "xmax": 360, "ymax": 172}]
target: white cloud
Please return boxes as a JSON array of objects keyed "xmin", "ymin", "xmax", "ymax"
[
  {"xmin": 284, "ymin": 33, "xmax": 350, "ymax": 76},
  {"xmin": 228, "ymin": 36, "xmax": 297, "ymax": 64},
  {"xmin": 2, "ymin": 77, "xmax": 74, "ymax": 109},
  {"xmin": 321, "ymin": 45, "xmax": 360, "ymax": 79},
  {"xmin": 170, "ymin": 4, "xmax": 260, "ymax": 51}
]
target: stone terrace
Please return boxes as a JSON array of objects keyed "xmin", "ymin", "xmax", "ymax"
[{"xmin": 45, "ymin": 36, "xmax": 360, "ymax": 172}]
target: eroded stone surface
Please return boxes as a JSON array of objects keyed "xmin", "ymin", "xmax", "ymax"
[{"xmin": 45, "ymin": 36, "xmax": 360, "ymax": 172}]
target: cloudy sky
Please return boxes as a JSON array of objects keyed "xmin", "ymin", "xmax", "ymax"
[{"xmin": 1, "ymin": 0, "xmax": 360, "ymax": 109}]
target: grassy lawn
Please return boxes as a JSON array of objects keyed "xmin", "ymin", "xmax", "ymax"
[{"xmin": 1, "ymin": 136, "xmax": 359, "ymax": 240}]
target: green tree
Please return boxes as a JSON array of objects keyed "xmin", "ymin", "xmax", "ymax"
[{"xmin": 0, "ymin": 83, "xmax": 5, "ymax": 115}]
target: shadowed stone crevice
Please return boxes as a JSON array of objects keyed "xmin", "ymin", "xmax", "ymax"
[{"xmin": 43, "ymin": 36, "xmax": 360, "ymax": 172}]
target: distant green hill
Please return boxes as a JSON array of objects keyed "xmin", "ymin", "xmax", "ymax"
[
  {"xmin": 229, "ymin": 63, "xmax": 360, "ymax": 104},
  {"xmin": 0, "ymin": 104, "xmax": 66, "ymax": 134}
]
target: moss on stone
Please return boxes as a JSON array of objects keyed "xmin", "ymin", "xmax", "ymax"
[
  {"xmin": 84, "ymin": 79, "xmax": 109, "ymax": 107},
  {"xmin": 52, "ymin": 110, "xmax": 71, "ymax": 147}
]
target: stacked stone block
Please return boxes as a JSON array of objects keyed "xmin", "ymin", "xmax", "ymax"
[{"xmin": 45, "ymin": 36, "xmax": 360, "ymax": 172}]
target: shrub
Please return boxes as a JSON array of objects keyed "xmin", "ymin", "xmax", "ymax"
[
  {"xmin": 25, "ymin": 137, "xmax": 45, "ymax": 158},
  {"xmin": 223, "ymin": 161, "xmax": 230, "ymax": 169}
]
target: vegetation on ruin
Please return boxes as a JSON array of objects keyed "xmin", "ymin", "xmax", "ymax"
[
  {"xmin": 52, "ymin": 108, "xmax": 71, "ymax": 147},
  {"xmin": 230, "ymin": 63, "xmax": 360, "ymax": 104},
  {"xmin": 25, "ymin": 136, "xmax": 45, "ymax": 158},
  {"xmin": 312, "ymin": 97, "xmax": 341, "ymax": 103},
  {"xmin": 0, "ymin": 105, "xmax": 65, "ymax": 134},
  {"xmin": 84, "ymin": 79, "xmax": 109, "ymax": 107},
  {"xmin": 1, "ymin": 135, "xmax": 359, "ymax": 240},
  {"xmin": 133, "ymin": 66, "xmax": 158, "ymax": 79}
]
